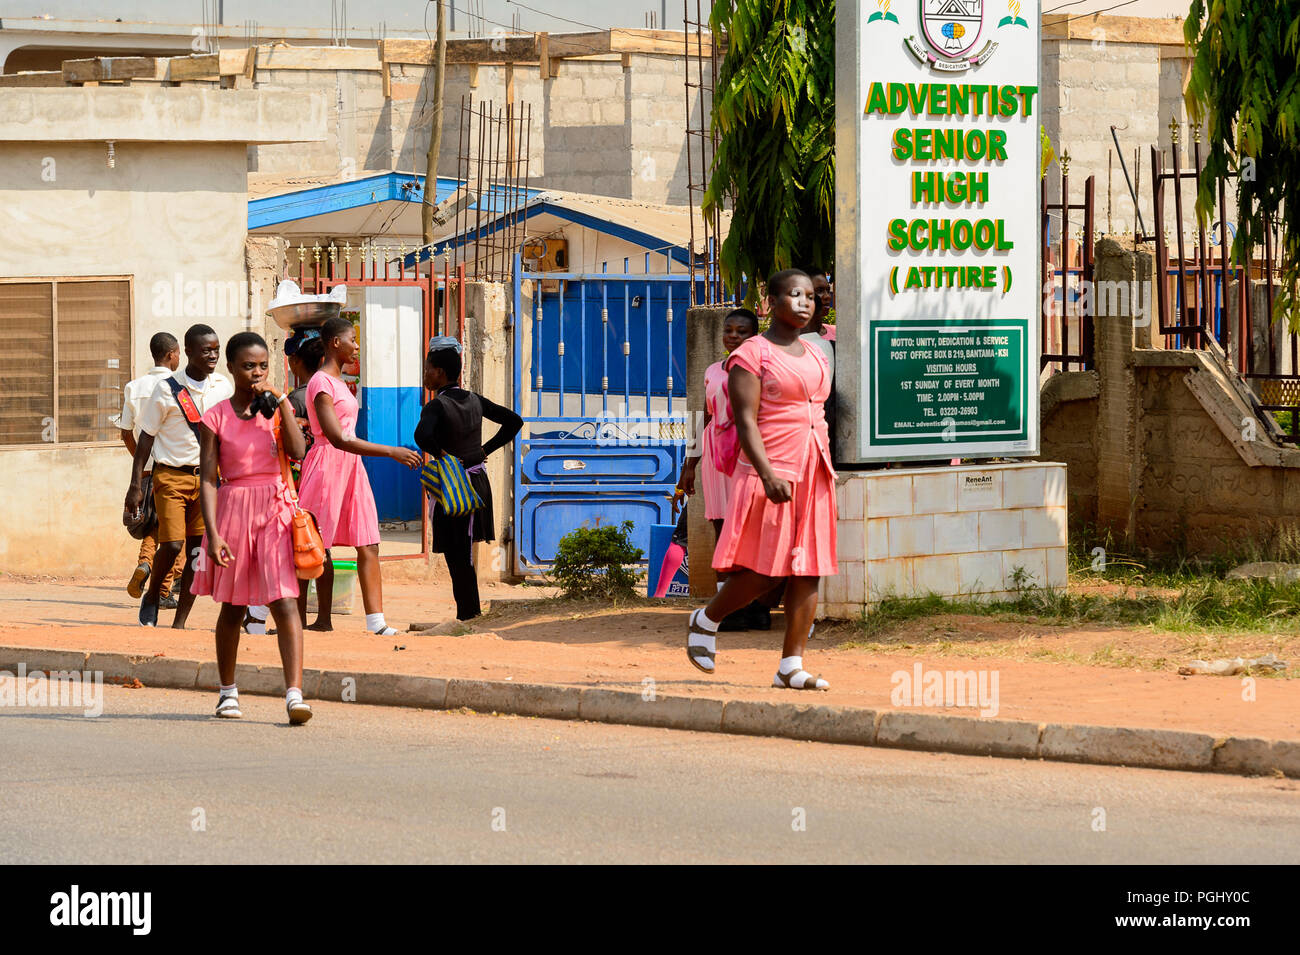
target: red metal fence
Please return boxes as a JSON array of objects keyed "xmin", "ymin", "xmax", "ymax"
[
  {"xmin": 287, "ymin": 242, "xmax": 468, "ymax": 559},
  {"xmin": 1149, "ymin": 123, "xmax": 1297, "ymax": 441},
  {"xmin": 1041, "ymin": 162, "xmax": 1096, "ymax": 374}
]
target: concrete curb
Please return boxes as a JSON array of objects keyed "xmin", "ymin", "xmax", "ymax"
[{"xmin": 3, "ymin": 644, "xmax": 1298, "ymax": 779}]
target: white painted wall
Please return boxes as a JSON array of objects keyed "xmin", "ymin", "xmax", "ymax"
[
  {"xmin": 362, "ymin": 286, "xmax": 423, "ymax": 391},
  {"xmin": 0, "ymin": 140, "xmax": 252, "ymax": 576}
]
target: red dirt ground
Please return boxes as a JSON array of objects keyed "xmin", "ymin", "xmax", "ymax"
[{"xmin": 1, "ymin": 574, "xmax": 1297, "ymax": 741}]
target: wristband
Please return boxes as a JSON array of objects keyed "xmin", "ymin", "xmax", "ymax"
[{"xmin": 279, "ymin": 393, "xmax": 292, "ymax": 406}]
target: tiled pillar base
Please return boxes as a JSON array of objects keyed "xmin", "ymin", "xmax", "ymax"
[{"xmin": 818, "ymin": 462, "xmax": 1069, "ymax": 619}]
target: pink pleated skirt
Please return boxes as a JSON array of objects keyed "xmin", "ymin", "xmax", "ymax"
[
  {"xmin": 192, "ymin": 481, "xmax": 300, "ymax": 606},
  {"xmin": 711, "ymin": 450, "xmax": 838, "ymax": 578},
  {"xmin": 297, "ymin": 440, "xmax": 380, "ymax": 548},
  {"xmin": 699, "ymin": 427, "xmax": 733, "ymax": 521}
]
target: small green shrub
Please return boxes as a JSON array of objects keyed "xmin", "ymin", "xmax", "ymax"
[{"xmin": 549, "ymin": 520, "xmax": 644, "ymax": 599}]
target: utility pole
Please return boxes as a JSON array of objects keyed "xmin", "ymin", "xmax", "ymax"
[{"xmin": 422, "ymin": 0, "xmax": 448, "ymax": 248}]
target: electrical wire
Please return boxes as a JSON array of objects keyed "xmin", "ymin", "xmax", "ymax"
[
  {"xmin": 414, "ymin": 0, "xmax": 437, "ymax": 122},
  {"xmin": 1045, "ymin": 0, "xmax": 1143, "ymax": 25},
  {"xmin": 505, "ymin": 0, "xmax": 602, "ymax": 31},
  {"xmin": 1042, "ymin": 0, "xmax": 1091, "ymax": 13}
]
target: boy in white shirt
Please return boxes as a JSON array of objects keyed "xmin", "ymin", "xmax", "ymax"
[
  {"xmin": 117, "ymin": 332, "xmax": 183, "ymax": 605},
  {"xmin": 124, "ymin": 324, "xmax": 234, "ymax": 628}
]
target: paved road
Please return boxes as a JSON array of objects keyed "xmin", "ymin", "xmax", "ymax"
[{"xmin": 3, "ymin": 684, "xmax": 1299, "ymax": 864}]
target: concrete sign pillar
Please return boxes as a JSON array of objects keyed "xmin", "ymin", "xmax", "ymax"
[{"xmin": 825, "ymin": 3, "xmax": 1063, "ymax": 613}]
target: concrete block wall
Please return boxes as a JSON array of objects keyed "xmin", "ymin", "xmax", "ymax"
[
  {"xmin": 1039, "ymin": 386, "xmax": 1099, "ymax": 526},
  {"xmin": 819, "ymin": 463, "xmax": 1070, "ymax": 618},
  {"xmin": 249, "ymin": 67, "xmax": 383, "ymax": 175},
  {"xmin": 1042, "ymin": 38, "xmax": 1162, "ymax": 236},
  {"xmin": 625, "ymin": 53, "xmax": 700, "ymax": 204},
  {"xmin": 395, "ymin": 60, "xmax": 624, "ymax": 193},
  {"xmin": 538, "ymin": 60, "xmax": 633, "ymax": 197},
  {"xmin": 1041, "ymin": 39, "xmax": 1225, "ymax": 240},
  {"xmin": 1134, "ymin": 362, "xmax": 1300, "ymax": 554},
  {"xmin": 1039, "ymin": 238, "xmax": 1300, "ymax": 558},
  {"xmin": 246, "ymin": 53, "xmax": 697, "ymax": 205},
  {"xmin": 241, "ymin": 36, "xmax": 1205, "ymax": 216}
]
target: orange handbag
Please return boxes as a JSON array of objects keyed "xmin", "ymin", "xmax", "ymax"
[{"xmin": 275, "ymin": 417, "xmax": 326, "ymax": 580}]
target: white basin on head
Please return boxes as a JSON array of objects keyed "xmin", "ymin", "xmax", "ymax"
[{"xmin": 266, "ymin": 280, "xmax": 348, "ymax": 330}]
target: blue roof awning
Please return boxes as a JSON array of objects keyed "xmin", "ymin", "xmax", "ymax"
[{"xmin": 247, "ymin": 172, "xmax": 543, "ymax": 231}]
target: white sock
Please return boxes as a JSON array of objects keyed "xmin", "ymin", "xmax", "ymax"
[
  {"xmin": 219, "ymin": 683, "xmax": 238, "ymax": 697},
  {"xmin": 695, "ymin": 608, "xmax": 720, "ymax": 633},
  {"xmin": 365, "ymin": 612, "xmax": 398, "ymax": 636},
  {"xmin": 286, "ymin": 686, "xmax": 303, "ymax": 706},
  {"xmin": 779, "ymin": 655, "xmax": 803, "ymax": 674}
]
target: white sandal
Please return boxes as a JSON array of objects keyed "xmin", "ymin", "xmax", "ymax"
[
  {"xmin": 686, "ymin": 609, "xmax": 716, "ymax": 673},
  {"xmin": 215, "ymin": 694, "xmax": 242, "ymax": 718},
  {"xmin": 287, "ymin": 699, "xmax": 313, "ymax": 725},
  {"xmin": 773, "ymin": 669, "xmax": 829, "ymax": 691}
]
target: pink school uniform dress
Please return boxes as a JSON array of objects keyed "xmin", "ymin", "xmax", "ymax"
[
  {"xmin": 298, "ymin": 370, "xmax": 381, "ymax": 548},
  {"xmin": 191, "ymin": 401, "xmax": 299, "ymax": 605},
  {"xmin": 711, "ymin": 335, "xmax": 838, "ymax": 578},
  {"xmin": 700, "ymin": 360, "xmax": 737, "ymax": 521}
]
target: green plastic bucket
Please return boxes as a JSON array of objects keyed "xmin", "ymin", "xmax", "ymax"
[{"xmin": 306, "ymin": 558, "xmax": 357, "ymax": 614}]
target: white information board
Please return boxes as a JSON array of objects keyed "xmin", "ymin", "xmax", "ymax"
[{"xmin": 835, "ymin": 0, "xmax": 1041, "ymax": 463}]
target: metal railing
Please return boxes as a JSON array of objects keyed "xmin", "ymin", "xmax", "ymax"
[
  {"xmin": 1040, "ymin": 159, "xmax": 1095, "ymax": 374},
  {"xmin": 1149, "ymin": 120, "xmax": 1297, "ymax": 441}
]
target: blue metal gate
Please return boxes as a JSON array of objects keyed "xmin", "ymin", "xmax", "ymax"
[{"xmin": 511, "ymin": 254, "xmax": 694, "ymax": 573}]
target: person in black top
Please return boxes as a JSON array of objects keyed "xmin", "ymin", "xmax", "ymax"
[{"xmin": 414, "ymin": 343, "xmax": 523, "ymax": 621}]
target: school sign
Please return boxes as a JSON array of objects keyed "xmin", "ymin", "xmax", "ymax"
[{"xmin": 835, "ymin": 0, "xmax": 1040, "ymax": 462}]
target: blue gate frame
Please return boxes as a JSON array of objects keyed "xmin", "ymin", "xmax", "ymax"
[{"xmin": 511, "ymin": 253, "xmax": 696, "ymax": 574}]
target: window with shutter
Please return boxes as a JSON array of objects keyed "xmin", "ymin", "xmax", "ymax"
[
  {"xmin": 0, "ymin": 283, "xmax": 54, "ymax": 445},
  {"xmin": 0, "ymin": 278, "xmax": 132, "ymax": 447},
  {"xmin": 57, "ymin": 281, "xmax": 132, "ymax": 443}
]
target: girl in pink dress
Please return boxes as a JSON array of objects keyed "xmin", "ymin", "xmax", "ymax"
[
  {"xmin": 194, "ymin": 332, "xmax": 313, "ymax": 724},
  {"xmin": 685, "ymin": 269, "xmax": 838, "ymax": 690},
  {"xmin": 296, "ymin": 317, "xmax": 421, "ymax": 636},
  {"xmin": 678, "ymin": 308, "xmax": 759, "ymax": 527}
]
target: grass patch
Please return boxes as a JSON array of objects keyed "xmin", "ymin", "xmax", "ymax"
[{"xmin": 855, "ymin": 577, "xmax": 1300, "ymax": 639}]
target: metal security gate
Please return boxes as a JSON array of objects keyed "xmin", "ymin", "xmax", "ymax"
[{"xmin": 511, "ymin": 253, "xmax": 694, "ymax": 573}]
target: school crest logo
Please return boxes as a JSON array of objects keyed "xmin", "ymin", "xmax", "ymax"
[
  {"xmin": 923, "ymin": 0, "xmax": 983, "ymax": 58},
  {"xmin": 905, "ymin": 0, "xmax": 999, "ymax": 72}
]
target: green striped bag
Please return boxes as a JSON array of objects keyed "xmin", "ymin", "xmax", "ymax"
[{"xmin": 419, "ymin": 453, "xmax": 484, "ymax": 517}]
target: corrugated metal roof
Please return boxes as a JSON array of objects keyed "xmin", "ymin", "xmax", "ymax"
[
  {"xmin": 524, "ymin": 190, "xmax": 730, "ymax": 254},
  {"xmin": 247, "ymin": 173, "xmax": 729, "ymax": 256}
]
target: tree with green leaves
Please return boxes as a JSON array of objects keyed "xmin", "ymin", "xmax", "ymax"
[
  {"xmin": 703, "ymin": 0, "xmax": 835, "ymax": 303},
  {"xmin": 1185, "ymin": 0, "xmax": 1300, "ymax": 322}
]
